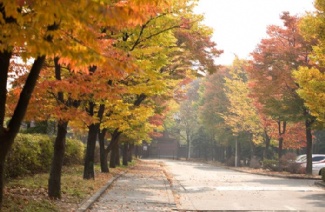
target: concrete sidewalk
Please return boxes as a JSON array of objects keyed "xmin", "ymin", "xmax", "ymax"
[{"xmin": 80, "ymin": 160, "xmax": 177, "ymax": 212}]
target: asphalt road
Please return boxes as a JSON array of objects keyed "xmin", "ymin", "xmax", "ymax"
[{"xmin": 163, "ymin": 160, "xmax": 325, "ymax": 211}]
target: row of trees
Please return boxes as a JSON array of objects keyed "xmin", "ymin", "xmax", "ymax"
[
  {"xmin": 176, "ymin": 0, "xmax": 325, "ymax": 172},
  {"xmin": 0, "ymin": 0, "xmax": 221, "ymax": 208}
]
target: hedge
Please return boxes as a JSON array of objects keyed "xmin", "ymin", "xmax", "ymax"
[{"xmin": 5, "ymin": 134, "xmax": 85, "ymax": 179}]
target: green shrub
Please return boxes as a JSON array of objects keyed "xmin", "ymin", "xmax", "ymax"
[
  {"xmin": 64, "ymin": 138, "xmax": 85, "ymax": 166},
  {"xmin": 225, "ymin": 156, "xmax": 235, "ymax": 167},
  {"xmin": 5, "ymin": 134, "xmax": 46, "ymax": 178},
  {"xmin": 5, "ymin": 134, "xmax": 84, "ymax": 179},
  {"xmin": 249, "ymin": 157, "xmax": 261, "ymax": 169},
  {"xmin": 262, "ymin": 159, "xmax": 279, "ymax": 171},
  {"xmin": 38, "ymin": 135, "xmax": 54, "ymax": 170}
]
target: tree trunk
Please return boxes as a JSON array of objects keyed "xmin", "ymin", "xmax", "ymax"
[
  {"xmin": 305, "ymin": 120, "xmax": 313, "ymax": 175},
  {"xmin": 115, "ymin": 143, "xmax": 120, "ymax": 166},
  {"xmin": 0, "ymin": 132, "xmax": 13, "ymax": 208},
  {"xmin": 83, "ymin": 123, "xmax": 99, "ymax": 179},
  {"xmin": 135, "ymin": 145, "xmax": 139, "ymax": 158},
  {"xmin": 106, "ymin": 129, "xmax": 121, "ymax": 168},
  {"xmin": 122, "ymin": 143, "xmax": 128, "ymax": 166},
  {"xmin": 99, "ymin": 128, "xmax": 109, "ymax": 173},
  {"xmin": 0, "ymin": 55, "xmax": 45, "ymax": 207},
  {"xmin": 277, "ymin": 120, "xmax": 286, "ymax": 166},
  {"xmin": 109, "ymin": 142, "xmax": 117, "ymax": 168},
  {"xmin": 128, "ymin": 143, "xmax": 134, "ymax": 162},
  {"xmin": 263, "ymin": 129, "xmax": 271, "ymax": 159},
  {"xmin": 48, "ymin": 121, "xmax": 68, "ymax": 198},
  {"xmin": 186, "ymin": 133, "xmax": 190, "ymax": 159},
  {"xmin": 278, "ymin": 137, "xmax": 283, "ymax": 169}
]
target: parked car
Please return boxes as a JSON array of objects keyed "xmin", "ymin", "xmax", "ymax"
[{"xmin": 296, "ymin": 154, "xmax": 325, "ymax": 175}]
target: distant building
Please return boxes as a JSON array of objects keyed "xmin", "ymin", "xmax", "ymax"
[{"xmin": 144, "ymin": 132, "xmax": 187, "ymax": 159}]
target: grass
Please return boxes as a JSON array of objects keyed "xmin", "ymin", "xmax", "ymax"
[{"xmin": 2, "ymin": 162, "xmax": 135, "ymax": 211}]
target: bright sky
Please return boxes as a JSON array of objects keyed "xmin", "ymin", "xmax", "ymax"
[{"xmin": 195, "ymin": 0, "xmax": 316, "ymax": 65}]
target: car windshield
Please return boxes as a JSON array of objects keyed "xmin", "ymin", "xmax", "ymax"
[
  {"xmin": 296, "ymin": 155, "xmax": 306, "ymax": 162},
  {"xmin": 312, "ymin": 156, "xmax": 325, "ymax": 162}
]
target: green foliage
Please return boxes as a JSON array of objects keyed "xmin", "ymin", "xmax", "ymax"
[
  {"xmin": 64, "ymin": 138, "xmax": 85, "ymax": 166},
  {"xmin": 5, "ymin": 134, "xmax": 84, "ymax": 179},
  {"xmin": 249, "ymin": 157, "xmax": 261, "ymax": 169},
  {"xmin": 2, "ymin": 197, "xmax": 57, "ymax": 212},
  {"xmin": 224, "ymin": 58, "xmax": 263, "ymax": 145},
  {"xmin": 5, "ymin": 134, "xmax": 45, "ymax": 178},
  {"xmin": 21, "ymin": 121, "xmax": 49, "ymax": 134},
  {"xmin": 262, "ymin": 159, "xmax": 278, "ymax": 171}
]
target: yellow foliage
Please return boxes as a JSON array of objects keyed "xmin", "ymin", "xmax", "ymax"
[{"xmin": 293, "ymin": 67, "xmax": 325, "ymax": 125}]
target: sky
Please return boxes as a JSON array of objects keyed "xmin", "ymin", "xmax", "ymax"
[{"xmin": 194, "ymin": 0, "xmax": 316, "ymax": 65}]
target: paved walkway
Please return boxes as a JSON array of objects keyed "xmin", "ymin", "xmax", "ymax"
[{"xmin": 87, "ymin": 160, "xmax": 177, "ymax": 211}]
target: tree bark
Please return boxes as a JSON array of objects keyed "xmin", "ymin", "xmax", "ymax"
[
  {"xmin": 83, "ymin": 123, "xmax": 99, "ymax": 179},
  {"xmin": 278, "ymin": 137, "xmax": 283, "ymax": 169},
  {"xmin": 0, "ymin": 51, "xmax": 11, "ymax": 127},
  {"xmin": 48, "ymin": 121, "xmax": 68, "ymax": 198},
  {"xmin": 305, "ymin": 119, "xmax": 313, "ymax": 175},
  {"xmin": 109, "ymin": 142, "xmax": 117, "ymax": 168},
  {"xmin": 105, "ymin": 128, "xmax": 121, "ymax": 165},
  {"xmin": 109, "ymin": 138, "xmax": 121, "ymax": 168},
  {"xmin": 128, "ymin": 143, "xmax": 134, "ymax": 162},
  {"xmin": 277, "ymin": 120, "xmax": 286, "ymax": 165},
  {"xmin": 0, "ymin": 50, "xmax": 11, "ymax": 208},
  {"xmin": 115, "ymin": 143, "xmax": 120, "ymax": 166},
  {"xmin": 122, "ymin": 143, "xmax": 128, "ymax": 166},
  {"xmin": 263, "ymin": 129, "xmax": 271, "ymax": 159},
  {"xmin": 99, "ymin": 128, "xmax": 109, "ymax": 173}
]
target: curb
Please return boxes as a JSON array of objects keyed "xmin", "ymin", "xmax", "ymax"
[
  {"xmin": 314, "ymin": 180, "xmax": 325, "ymax": 188},
  {"xmin": 76, "ymin": 171, "xmax": 126, "ymax": 212},
  {"xmin": 159, "ymin": 162, "xmax": 180, "ymax": 210},
  {"xmin": 229, "ymin": 167, "xmax": 320, "ymax": 180},
  {"xmin": 201, "ymin": 160, "xmax": 320, "ymax": 180}
]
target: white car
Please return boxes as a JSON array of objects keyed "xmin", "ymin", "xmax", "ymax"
[{"xmin": 296, "ymin": 154, "xmax": 325, "ymax": 175}]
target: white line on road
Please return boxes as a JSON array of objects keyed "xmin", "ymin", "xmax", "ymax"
[
  {"xmin": 184, "ymin": 186, "xmax": 323, "ymax": 192},
  {"xmin": 284, "ymin": 205, "xmax": 297, "ymax": 210}
]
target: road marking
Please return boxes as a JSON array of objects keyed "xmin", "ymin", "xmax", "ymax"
[
  {"xmin": 184, "ymin": 186, "xmax": 323, "ymax": 192},
  {"xmin": 284, "ymin": 205, "xmax": 297, "ymax": 210}
]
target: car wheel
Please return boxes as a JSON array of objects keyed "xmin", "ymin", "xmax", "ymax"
[{"xmin": 319, "ymin": 168, "xmax": 325, "ymax": 181}]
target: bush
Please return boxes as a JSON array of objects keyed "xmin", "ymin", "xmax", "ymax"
[
  {"xmin": 279, "ymin": 152, "xmax": 296, "ymax": 170},
  {"xmin": 38, "ymin": 136, "xmax": 54, "ymax": 170},
  {"xmin": 249, "ymin": 157, "xmax": 261, "ymax": 169},
  {"xmin": 225, "ymin": 156, "xmax": 235, "ymax": 167},
  {"xmin": 64, "ymin": 138, "xmax": 85, "ymax": 166},
  {"xmin": 279, "ymin": 152, "xmax": 305, "ymax": 174},
  {"xmin": 5, "ymin": 134, "xmax": 84, "ymax": 179},
  {"xmin": 286, "ymin": 162, "xmax": 305, "ymax": 174},
  {"xmin": 5, "ymin": 134, "xmax": 48, "ymax": 178},
  {"xmin": 262, "ymin": 159, "xmax": 279, "ymax": 171}
]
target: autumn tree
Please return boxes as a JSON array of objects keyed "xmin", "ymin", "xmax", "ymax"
[
  {"xmin": 223, "ymin": 58, "xmax": 263, "ymax": 161},
  {"xmin": 0, "ymin": 0, "xmax": 171, "ymax": 203},
  {"xmin": 198, "ymin": 68, "xmax": 232, "ymax": 161},
  {"xmin": 0, "ymin": 0, "xmax": 84, "ymax": 205},
  {"xmin": 248, "ymin": 12, "xmax": 315, "ymax": 173},
  {"xmin": 178, "ymin": 79, "xmax": 200, "ymax": 159},
  {"xmin": 294, "ymin": 0, "xmax": 325, "ymax": 127},
  {"xmin": 92, "ymin": 0, "xmax": 221, "ymax": 171}
]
